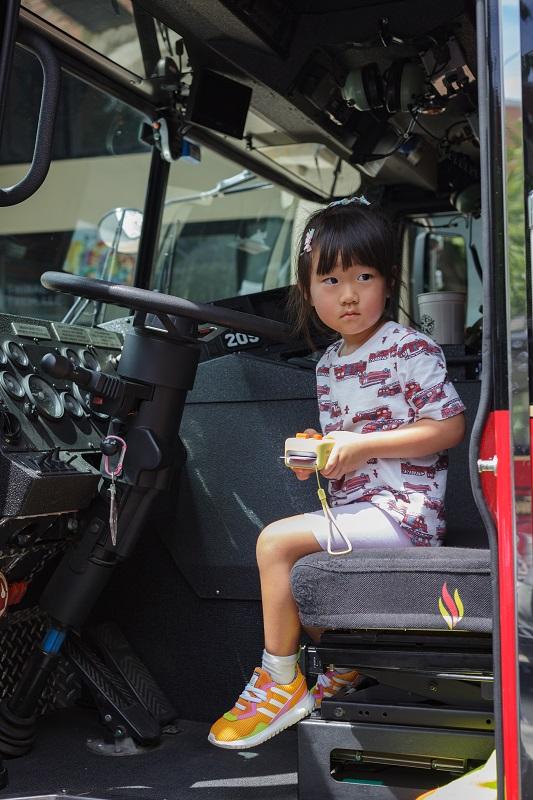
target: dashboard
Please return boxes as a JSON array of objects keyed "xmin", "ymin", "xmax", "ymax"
[
  {"xmin": 0, "ymin": 312, "xmax": 123, "ymax": 523},
  {"xmin": 0, "ymin": 314, "xmax": 121, "ymax": 451}
]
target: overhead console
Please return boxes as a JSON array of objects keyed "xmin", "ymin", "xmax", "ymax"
[
  {"xmin": 146, "ymin": 0, "xmax": 479, "ymax": 207},
  {"xmin": 295, "ymin": 16, "xmax": 478, "ymax": 199}
]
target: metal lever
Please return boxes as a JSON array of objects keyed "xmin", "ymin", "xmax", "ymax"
[{"xmin": 41, "ymin": 352, "xmax": 94, "ymax": 387}]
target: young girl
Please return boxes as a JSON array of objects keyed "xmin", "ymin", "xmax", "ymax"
[{"xmin": 209, "ymin": 198, "xmax": 466, "ymax": 749}]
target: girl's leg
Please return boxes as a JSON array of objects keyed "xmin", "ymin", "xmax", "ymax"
[
  {"xmin": 256, "ymin": 514, "xmax": 322, "ymax": 656},
  {"xmin": 301, "ymin": 503, "xmax": 412, "ymax": 708},
  {"xmin": 209, "ymin": 516, "xmax": 321, "ymax": 749},
  {"xmin": 303, "ymin": 624, "xmax": 325, "ymax": 644},
  {"xmin": 210, "ymin": 505, "xmax": 409, "ymax": 748}
]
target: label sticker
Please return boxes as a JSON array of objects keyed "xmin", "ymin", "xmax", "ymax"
[{"xmin": 223, "ymin": 332, "xmax": 260, "ymax": 350}]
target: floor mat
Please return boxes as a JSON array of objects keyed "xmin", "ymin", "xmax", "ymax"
[{"xmin": 0, "ymin": 707, "xmax": 299, "ymax": 800}]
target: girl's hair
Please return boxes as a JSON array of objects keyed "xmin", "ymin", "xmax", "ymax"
[{"xmin": 288, "ymin": 202, "xmax": 400, "ymax": 347}]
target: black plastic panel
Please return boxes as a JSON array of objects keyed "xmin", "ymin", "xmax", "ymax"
[
  {"xmin": 298, "ymin": 716, "xmax": 494, "ymax": 800},
  {"xmin": 162, "ymin": 352, "xmax": 320, "ymax": 600}
]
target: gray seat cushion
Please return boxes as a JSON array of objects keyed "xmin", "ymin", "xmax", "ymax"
[{"xmin": 291, "ymin": 547, "xmax": 492, "ymax": 633}]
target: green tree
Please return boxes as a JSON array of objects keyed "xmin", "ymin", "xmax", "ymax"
[{"xmin": 506, "ymin": 114, "xmax": 526, "ymax": 320}]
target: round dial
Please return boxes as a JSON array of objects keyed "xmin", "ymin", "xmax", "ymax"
[
  {"xmin": 72, "ymin": 383, "xmax": 108, "ymax": 419},
  {"xmin": 61, "ymin": 391, "xmax": 84, "ymax": 419},
  {"xmin": 4, "ymin": 341, "xmax": 29, "ymax": 368},
  {"xmin": 23, "ymin": 375, "xmax": 63, "ymax": 420},
  {"xmin": 81, "ymin": 349, "xmax": 100, "ymax": 371},
  {"xmin": 0, "ymin": 371, "xmax": 24, "ymax": 399},
  {"xmin": 63, "ymin": 348, "xmax": 81, "ymax": 368}
]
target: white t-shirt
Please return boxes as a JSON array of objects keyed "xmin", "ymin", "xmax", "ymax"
[{"xmin": 316, "ymin": 320, "xmax": 465, "ymax": 546}]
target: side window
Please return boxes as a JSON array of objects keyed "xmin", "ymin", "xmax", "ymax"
[
  {"xmin": 424, "ymin": 234, "xmax": 467, "ymax": 294},
  {"xmin": 151, "ymin": 149, "xmax": 299, "ymax": 303},
  {"xmin": 407, "ymin": 218, "xmax": 483, "ymax": 333},
  {"xmin": 0, "ymin": 45, "xmax": 152, "ymax": 323}
]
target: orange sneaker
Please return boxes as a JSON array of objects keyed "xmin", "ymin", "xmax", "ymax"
[
  {"xmin": 310, "ymin": 669, "xmax": 359, "ymax": 709},
  {"xmin": 208, "ymin": 665, "xmax": 314, "ymax": 749}
]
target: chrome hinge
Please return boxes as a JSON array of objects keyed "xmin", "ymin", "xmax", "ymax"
[{"xmin": 477, "ymin": 456, "xmax": 498, "ymax": 475}]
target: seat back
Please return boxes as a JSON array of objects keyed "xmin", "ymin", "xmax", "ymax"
[{"xmin": 444, "ymin": 379, "xmax": 486, "ymax": 547}]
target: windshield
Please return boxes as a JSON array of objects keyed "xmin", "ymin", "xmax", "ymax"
[
  {"xmin": 151, "ymin": 148, "xmax": 321, "ymax": 303},
  {"xmin": 21, "ymin": 0, "xmax": 177, "ymax": 79},
  {"xmin": 0, "ymin": 45, "xmax": 152, "ymax": 324},
  {"xmin": 0, "ymin": 42, "xmax": 323, "ymax": 324}
]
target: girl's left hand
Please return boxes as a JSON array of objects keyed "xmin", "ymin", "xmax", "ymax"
[{"xmin": 321, "ymin": 431, "xmax": 370, "ymax": 480}]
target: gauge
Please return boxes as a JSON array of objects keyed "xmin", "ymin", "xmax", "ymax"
[
  {"xmin": 0, "ymin": 372, "xmax": 24, "ymax": 399},
  {"xmin": 72, "ymin": 383, "xmax": 108, "ymax": 419},
  {"xmin": 3, "ymin": 341, "xmax": 29, "ymax": 369},
  {"xmin": 81, "ymin": 349, "xmax": 100, "ymax": 371},
  {"xmin": 63, "ymin": 348, "xmax": 81, "ymax": 368},
  {"xmin": 23, "ymin": 375, "xmax": 63, "ymax": 420},
  {"xmin": 61, "ymin": 391, "xmax": 85, "ymax": 419}
]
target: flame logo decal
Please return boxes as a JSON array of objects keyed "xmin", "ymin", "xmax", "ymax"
[{"xmin": 438, "ymin": 582, "xmax": 464, "ymax": 630}]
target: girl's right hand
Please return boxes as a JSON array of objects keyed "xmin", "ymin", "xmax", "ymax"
[{"xmin": 292, "ymin": 428, "xmax": 320, "ymax": 481}]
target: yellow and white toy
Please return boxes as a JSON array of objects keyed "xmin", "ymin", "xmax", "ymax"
[
  {"xmin": 284, "ymin": 432, "xmax": 352, "ymax": 555},
  {"xmin": 284, "ymin": 432, "xmax": 335, "ymax": 471}
]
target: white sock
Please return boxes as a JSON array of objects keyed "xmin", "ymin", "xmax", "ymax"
[{"xmin": 262, "ymin": 649, "xmax": 299, "ymax": 684}]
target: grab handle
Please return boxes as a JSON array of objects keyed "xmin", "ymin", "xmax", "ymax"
[
  {"xmin": 0, "ymin": 28, "xmax": 61, "ymax": 206},
  {"xmin": 0, "ymin": 0, "xmax": 21, "ymax": 140}
]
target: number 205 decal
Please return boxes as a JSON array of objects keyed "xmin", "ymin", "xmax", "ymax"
[{"xmin": 223, "ymin": 332, "xmax": 261, "ymax": 348}]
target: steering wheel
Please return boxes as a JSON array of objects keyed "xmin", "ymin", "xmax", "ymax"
[{"xmin": 40, "ymin": 272, "xmax": 291, "ymax": 342}]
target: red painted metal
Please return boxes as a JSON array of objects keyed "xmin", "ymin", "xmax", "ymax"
[
  {"xmin": 480, "ymin": 409, "xmax": 520, "ymax": 799},
  {"xmin": 7, "ymin": 580, "xmax": 28, "ymax": 606},
  {"xmin": 479, "ymin": 413, "xmax": 496, "ymax": 519}
]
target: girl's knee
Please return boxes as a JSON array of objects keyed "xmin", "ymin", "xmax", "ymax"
[
  {"xmin": 256, "ymin": 517, "xmax": 318, "ymax": 567},
  {"xmin": 256, "ymin": 521, "xmax": 292, "ymax": 564}
]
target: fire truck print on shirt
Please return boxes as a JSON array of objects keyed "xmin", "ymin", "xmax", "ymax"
[{"xmin": 316, "ymin": 321, "xmax": 465, "ymax": 546}]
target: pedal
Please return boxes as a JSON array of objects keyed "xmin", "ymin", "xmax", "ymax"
[
  {"xmin": 91, "ymin": 622, "xmax": 176, "ymax": 725},
  {"xmin": 64, "ymin": 635, "xmax": 160, "ymax": 745}
]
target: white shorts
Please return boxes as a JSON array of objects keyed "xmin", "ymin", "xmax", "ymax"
[{"xmin": 303, "ymin": 502, "xmax": 413, "ymax": 554}]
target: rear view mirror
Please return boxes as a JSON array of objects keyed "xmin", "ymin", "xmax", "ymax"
[{"xmin": 98, "ymin": 208, "xmax": 143, "ymax": 254}]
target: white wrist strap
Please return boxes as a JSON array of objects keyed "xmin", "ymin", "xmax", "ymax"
[{"xmin": 314, "ymin": 466, "xmax": 353, "ymax": 555}]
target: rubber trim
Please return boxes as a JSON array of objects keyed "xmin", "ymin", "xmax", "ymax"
[{"xmin": 474, "ymin": 1, "xmax": 506, "ymax": 795}]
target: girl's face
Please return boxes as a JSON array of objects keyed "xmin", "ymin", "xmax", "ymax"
[{"xmin": 308, "ymin": 256, "xmax": 388, "ymax": 351}]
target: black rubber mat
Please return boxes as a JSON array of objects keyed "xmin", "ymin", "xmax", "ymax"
[{"xmin": 0, "ymin": 707, "xmax": 299, "ymax": 800}]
